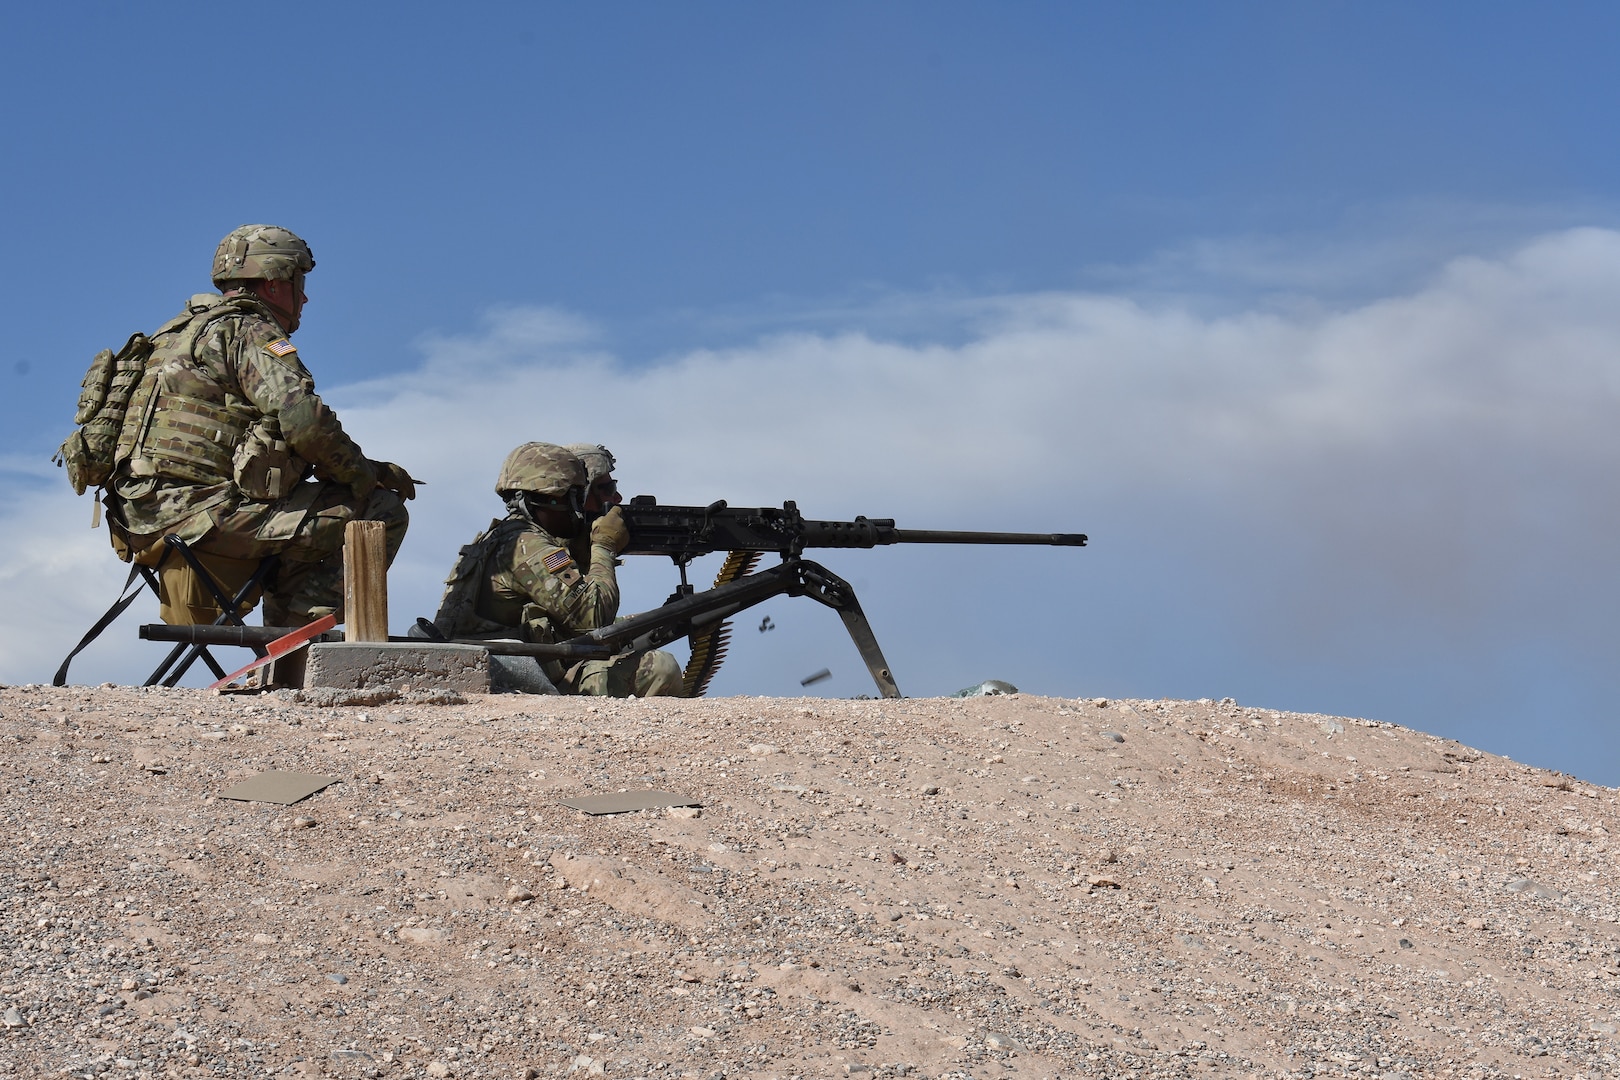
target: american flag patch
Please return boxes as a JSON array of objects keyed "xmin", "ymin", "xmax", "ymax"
[
  {"xmin": 264, "ymin": 339, "xmax": 297, "ymax": 357},
  {"xmin": 542, "ymin": 549, "xmax": 575, "ymax": 574}
]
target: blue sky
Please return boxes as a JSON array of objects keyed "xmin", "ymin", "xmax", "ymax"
[{"xmin": 4, "ymin": 4, "xmax": 1620, "ymax": 783}]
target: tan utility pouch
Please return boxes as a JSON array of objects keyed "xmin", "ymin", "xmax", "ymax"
[{"xmin": 232, "ymin": 418, "xmax": 306, "ymax": 502}]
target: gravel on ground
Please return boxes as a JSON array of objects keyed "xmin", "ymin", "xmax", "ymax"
[{"xmin": 0, "ymin": 684, "xmax": 1614, "ymax": 1079}]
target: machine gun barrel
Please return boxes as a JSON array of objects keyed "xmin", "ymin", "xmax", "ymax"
[
  {"xmin": 889, "ymin": 529, "xmax": 1087, "ymax": 547},
  {"xmin": 620, "ymin": 497, "xmax": 1086, "ymax": 559}
]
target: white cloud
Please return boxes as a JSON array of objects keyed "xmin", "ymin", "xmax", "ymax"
[
  {"xmin": 0, "ymin": 487, "xmax": 144, "ymax": 686},
  {"xmin": 6, "ymin": 228, "xmax": 1620, "ymax": 779}
]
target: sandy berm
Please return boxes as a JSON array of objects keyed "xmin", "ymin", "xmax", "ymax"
[{"xmin": 0, "ymin": 685, "xmax": 1614, "ymax": 1078}]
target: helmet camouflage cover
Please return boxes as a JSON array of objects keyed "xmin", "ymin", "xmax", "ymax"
[
  {"xmin": 496, "ymin": 442, "xmax": 585, "ymax": 497},
  {"xmin": 211, "ymin": 224, "xmax": 315, "ymax": 287},
  {"xmin": 564, "ymin": 443, "xmax": 616, "ymax": 484}
]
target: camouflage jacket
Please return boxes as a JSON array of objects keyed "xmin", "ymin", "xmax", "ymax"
[
  {"xmin": 110, "ymin": 293, "xmax": 377, "ymax": 543},
  {"xmin": 435, "ymin": 515, "xmax": 621, "ymax": 643}
]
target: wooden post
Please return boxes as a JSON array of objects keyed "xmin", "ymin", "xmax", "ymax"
[{"xmin": 343, "ymin": 520, "xmax": 389, "ymax": 642}]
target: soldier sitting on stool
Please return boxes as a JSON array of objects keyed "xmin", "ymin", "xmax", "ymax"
[{"xmin": 105, "ymin": 224, "xmax": 416, "ymax": 625}]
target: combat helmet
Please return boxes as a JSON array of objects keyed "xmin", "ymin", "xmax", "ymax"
[
  {"xmin": 564, "ymin": 443, "xmax": 616, "ymax": 484},
  {"xmin": 211, "ymin": 225, "xmax": 315, "ymax": 287},
  {"xmin": 495, "ymin": 442, "xmax": 586, "ymax": 498}
]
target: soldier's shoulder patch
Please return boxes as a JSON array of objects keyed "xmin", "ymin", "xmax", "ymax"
[
  {"xmin": 263, "ymin": 338, "xmax": 298, "ymax": 357},
  {"xmin": 541, "ymin": 547, "xmax": 582, "ymax": 587}
]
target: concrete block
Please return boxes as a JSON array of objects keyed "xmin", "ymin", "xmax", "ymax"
[{"xmin": 303, "ymin": 642, "xmax": 489, "ymax": 693}]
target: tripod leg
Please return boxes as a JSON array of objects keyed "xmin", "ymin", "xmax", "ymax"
[
  {"xmin": 791, "ymin": 560, "xmax": 903, "ymax": 699},
  {"xmin": 836, "ymin": 604, "xmax": 902, "ymax": 699}
]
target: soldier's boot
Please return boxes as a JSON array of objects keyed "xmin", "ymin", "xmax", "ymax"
[
  {"xmin": 573, "ymin": 649, "xmax": 683, "ymax": 698},
  {"xmin": 635, "ymin": 649, "xmax": 683, "ymax": 697},
  {"xmin": 572, "ymin": 655, "xmax": 636, "ymax": 698}
]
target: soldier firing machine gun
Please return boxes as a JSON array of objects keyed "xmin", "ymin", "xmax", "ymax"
[{"xmin": 145, "ymin": 498, "xmax": 1086, "ymax": 698}]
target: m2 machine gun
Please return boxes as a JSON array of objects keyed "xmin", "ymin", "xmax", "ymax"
[{"xmin": 611, "ymin": 497, "xmax": 1087, "ymax": 698}]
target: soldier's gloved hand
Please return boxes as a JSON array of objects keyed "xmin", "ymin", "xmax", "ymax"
[
  {"xmin": 589, "ymin": 505, "xmax": 630, "ymax": 553},
  {"xmin": 370, "ymin": 460, "xmax": 419, "ymax": 501}
]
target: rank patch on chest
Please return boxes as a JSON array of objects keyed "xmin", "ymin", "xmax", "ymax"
[{"xmin": 264, "ymin": 339, "xmax": 298, "ymax": 357}]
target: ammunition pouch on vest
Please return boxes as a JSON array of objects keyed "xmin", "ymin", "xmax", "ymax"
[
  {"xmin": 518, "ymin": 603, "xmax": 558, "ymax": 645},
  {"xmin": 232, "ymin": 416, "xmax": 309, "ymax": 502}
]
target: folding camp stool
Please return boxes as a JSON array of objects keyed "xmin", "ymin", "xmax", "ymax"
[
  {"xmin": 52, "ymin": 535, "xmax": 278, "ymax": 688},
  {"xmin": 143, "ymin": 536, "xmax": 279, "ymax": 686}
]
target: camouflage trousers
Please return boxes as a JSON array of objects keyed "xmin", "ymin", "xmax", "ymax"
[
  {"xmin": 187, "ymin": 480, "xmax": 408, "ymax": 625},
  {"xmin": 569, "ymin": 648, "xmax": 683, "ymax": 698}
]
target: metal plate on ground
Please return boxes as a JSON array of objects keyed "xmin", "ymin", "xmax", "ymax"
[
  {"xmin": 219, "ymin": 771, "xmax": 342, "ymax": 805},
  {"xmin": 559, "ymin": 789, "xmax": 701, "ymax": 816}
]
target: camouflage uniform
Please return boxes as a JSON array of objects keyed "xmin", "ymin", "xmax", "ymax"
[
  {"xmin": 108, "ymin": 227, "xmax": 408, "ymax": 625},
  {"xmin": 434, "ymin": 443, "xmax": 679, "ymax": 697}
]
